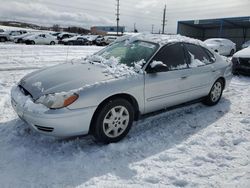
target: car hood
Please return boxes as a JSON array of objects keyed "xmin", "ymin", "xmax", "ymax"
[
  {"xmin": 19, "ymin": 62, "xmax": 115, "ymax": 100},
  {"xmin": 233, "ymin": 47, "xmax": 250, "ymax": 58}
]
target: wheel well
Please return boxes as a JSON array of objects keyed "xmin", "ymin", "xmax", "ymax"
[
  {"xmin": 217, "ymin": 77, "xmax": 226, "ymax": 90},
  {"xmin": 89, "ymin": 93, "xmax": 140, "ymax": 134}
]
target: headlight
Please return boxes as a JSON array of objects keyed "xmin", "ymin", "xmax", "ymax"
[{"xmin": 36, "ymin": 92, "xmax": 79, "ymax": 109}]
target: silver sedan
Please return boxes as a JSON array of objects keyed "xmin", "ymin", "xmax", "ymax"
[{"xmin": 11, "ymin": 34, "xmax": 233, "ymax": 143}]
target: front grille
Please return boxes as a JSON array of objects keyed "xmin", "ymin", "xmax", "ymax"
[
  {"xmin": 239, "ymin": 58, "xmax": 250, "ymax": 67},
  {"xmin": 35, "ymin": 125, "xmax": 54, "ymax": 132}
]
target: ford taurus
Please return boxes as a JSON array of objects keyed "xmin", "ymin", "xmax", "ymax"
[{"xmin": 11, "ymin": 34, "xmax": 233, "ymax": 143}]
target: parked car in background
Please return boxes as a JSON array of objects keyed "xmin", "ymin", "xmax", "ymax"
[
  {"xmin": 85, "ymin": 35, "xmax": 102, "ymax": 45},
  {"xmin": 96, "ymin": 37, "xmax": 107, "ymax": 46},
  {"xmin": 57, "ymin": 33, "xmax": 77, "ymax": 44},
  {"xmin": 12, "ymin": 33, "xmax": 34, "ymax": 43},
  {"xmin": 242, "ymin": 40, "xmax": 250, "ymax": 49},
  {"xmin": 11, "ymin": 34, "xmax": 232, "ymax": 143},
  {"xmin": 62, "ymin": 36, "xmax": 91, "ymax": 45},
  {"xmin": 50, "ymin": 32, "xmax": 61, "ymax": 37},
  {"xmin": 104, "ymin": 36, "xmax": 118, "ymax": 45},
  {"xmin": 0, "ymin": 30, "xmax": 27, "ymax": 42},
  {"xmin": 204, "ymin": 38, "xmax": 236, "ymax": 56},
  {"xmin": 0, "ymin": 29, "xmax": 4, "ymax": 33},
  {"xmin": 96, "ymin": 36, "xmax": 118, "ymax": 46},
  {"xmin": 232, "ymin": 46, "xmax": 250, "ymax": 75},
  {"xmin": 24, "ymin": 33, "xmax": 57, "ymax": 45}
]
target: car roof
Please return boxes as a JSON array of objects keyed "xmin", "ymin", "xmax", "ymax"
[{"xmin": 116, "ymin": 33, "xmax": 206, "ymax": 47}]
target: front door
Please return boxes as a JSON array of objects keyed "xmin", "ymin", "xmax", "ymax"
[{"xmin": 144, "ymin": 43, "xmax": 194, "ymax": 113}]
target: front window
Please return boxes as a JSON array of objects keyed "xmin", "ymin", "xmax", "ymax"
[{"xmin": 96, "ymin": 40, "xmax": 159, "ymax": 67}]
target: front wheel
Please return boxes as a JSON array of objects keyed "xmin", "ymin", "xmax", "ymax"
[
  {"xmin": 93, "ymin": 98, "xmax": 134, "ymax": 143},
  {"xmin": 50, "ymin": 41, "xmax": 55, "ymax": 45},
  {"xmin": 203, "ymin": 79, "xmax": 224, "ymax": 106}
]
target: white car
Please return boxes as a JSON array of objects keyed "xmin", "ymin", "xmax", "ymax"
[
  {"xmin": 204, "ymin": 38, "xmax": 236, "ymax": 56},
  {"xmin": 11, "ymin": 34, "xmax": 232, "ymax": 143},
  {"xmin": 104, "ymin": 36, "xmax": 118, "ymax": 44},
  {"xmin": 242, "ymin": 40, "xmax": 250, "ymax": 49},
  {"xmin": 24, "ymin": 33, "xmax": 57, "ymax": 45},
  {"xmin": 232, "ymin": 46, "xmax": 250, "ymax": 75},
  {"xmin": 12, "ymin": 33, "xmax": 34, "ymax": 43}
]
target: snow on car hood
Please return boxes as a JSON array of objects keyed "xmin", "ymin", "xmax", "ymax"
[
  {"xmin": 19, "ymin": 62, "xmax": 115, "ymax": 100},
  {"xmin": 19, "ymin": 56, "xmax": 142, "ymax": 100},
  {"xmin": 233, "ymin": 47, "xmax": 250, "ymax": 58}
]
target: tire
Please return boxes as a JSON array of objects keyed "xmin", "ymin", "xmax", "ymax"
[
  {"xmin": 203, "ymin": 79, "xmax": 224, "ymax": 106},
  {"xmin": 17, "ymin": 39, "xmax": 22, "ymax": 43},
  {"xmin": 0, "ymin": 37, "xmax": 6, "ymax": 42},
  {"xmin": 68, "ymin": 42, "xmax": 73, "ymax": 45},
  {"xmin": 50, "ymin": 41, "xmax": 55, "ymax": 45},
  {"xmin": 92, "ymin": 98, "xmax": 134, "ymax": 143},
  {"xmin": 30, "ymin": 41, "xmax": 35, "ymax": 45},
  {"xmin": 229, "ymin": 49, "xmax": 235, "ymax": 56}
]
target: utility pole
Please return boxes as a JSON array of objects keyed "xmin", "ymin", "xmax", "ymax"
[
  {"xmin": 162, "ymin": 4, "xmax": 166, "ymax": 34},
  {"xmin": 116, "ymin": 0, "xmax": 120, "ymax": 36},
  {"xmin": 151, "ymin": 24, "xmax": 154, "ymax": 34}
]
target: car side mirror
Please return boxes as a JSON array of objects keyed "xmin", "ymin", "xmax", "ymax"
[{"xmin": 147, "ymin": 63, "xmax": 169, "ymax": 73}]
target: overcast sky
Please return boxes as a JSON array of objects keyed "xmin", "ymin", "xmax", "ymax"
[{"xmin": 0, "ymin": 0, "xmax": 249, "ymax": 33}]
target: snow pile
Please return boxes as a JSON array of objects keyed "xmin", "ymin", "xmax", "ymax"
[
  {"xmin": 32, "ymin": 81, "xmax": 44, "ymax": 92},
  {"xmin": 150, "ymin": 61, "xmax": 165, "ymax": 68},
  {"xmin": 119, "ymin": 33, "xmax": 207, "ymax": 48},
  {"xmin": 85, "ymin": 55, "xmax": 144, "ymax": 78},
  {"xmin": 11, "ymin": 86, "xmax": 48, "ymax": 114},
  {"xmin": 189, "ymin": 53, "xmax": 206, "ymax": 67}
]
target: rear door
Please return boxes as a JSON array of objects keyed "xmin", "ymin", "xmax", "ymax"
[
  {"xmin": 182, "ymin": 43, "xmax": 215, "ymax": 98},
  {"xmin": 144, "ymin": 43, "xmax": 195, "ymax": 113}
]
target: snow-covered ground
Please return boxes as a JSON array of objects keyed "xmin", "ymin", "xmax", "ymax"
[{"xmin": 0, "ymin": 44, "xmax": 249, "ymax": 187}]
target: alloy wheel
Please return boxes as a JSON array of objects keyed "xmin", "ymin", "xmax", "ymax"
[{"xmin": 103, "ymin": 106, "xmax": 130, "ymax": 138}]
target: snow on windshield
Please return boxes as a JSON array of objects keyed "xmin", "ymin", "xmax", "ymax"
[{"xmin": 85, "ymin": 55, "xmax": 145, "ymax": 78}]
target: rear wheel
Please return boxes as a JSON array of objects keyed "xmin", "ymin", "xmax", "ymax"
[
  {"xmin": 203, "ymin": 79, "xmax": 224, "ymax": 106},
  {"xmin": 50, "ymin": 41, "xmax": 55, "ymax": 45},
  {"xmin": 92, "ymin": 98, "xmax": 134, "ymax": 143},
  {"xmin": 30, "ymin": 40, "xmax": 35, "ymax": 45}
]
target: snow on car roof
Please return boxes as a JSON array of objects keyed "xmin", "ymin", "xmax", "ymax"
[{"xmin": 116, "ymin": 33, "xmax": 206, "ymax": 47}]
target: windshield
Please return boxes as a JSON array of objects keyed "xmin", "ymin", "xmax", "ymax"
[{"xmin": 96, "ymin": 40, "xmax": 159, "ymax": 67}]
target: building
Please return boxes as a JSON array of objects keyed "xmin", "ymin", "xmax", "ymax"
[
  {"xmin": 177, "ymin": 16, "xmax": 250, "ymax": 49},
  {"xmin": 91, "ymin": 26, "xmax": 125, "ymax": 35}
]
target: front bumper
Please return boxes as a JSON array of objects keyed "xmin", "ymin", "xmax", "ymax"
[
  {"xmin": 232, "ymin": 58, "xmax": 250, "ymax": 76},
  {"xmin": 11, "ymin": 86, "xmax": 97, "ymax": 137}
]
